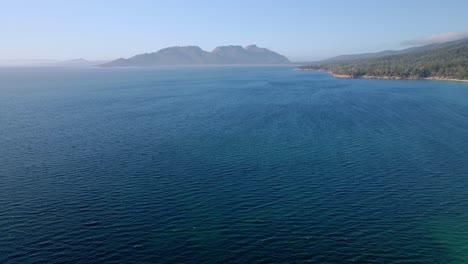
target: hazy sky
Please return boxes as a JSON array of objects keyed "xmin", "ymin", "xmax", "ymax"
[{"xmin": 2, "ymin": 0, "xmax": 468, "ymax": 61}]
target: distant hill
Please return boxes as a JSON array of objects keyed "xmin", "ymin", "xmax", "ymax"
[
  {"xmin": 53, "ymin": 59, "xmax": 109, "ymax": 67},
  {"xmin": 101, "ymin": 45, "xmax": 290, "ymax": 67},
  {"xmin": 0, "ymin": 59, "xmax": 60, "ymax": 67},
  {"xmin": 322, "ymin": 38, "xmax": 468, "ymax": 62},
  {"xmin": 0, "ymin": 58, "xmax": 108, "ymax": 67},
  {"xmin": 297, "ymin": 38, "xmax": 468, "ymax": 81}
]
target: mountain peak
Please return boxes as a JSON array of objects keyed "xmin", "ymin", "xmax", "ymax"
[{"xmin": 246, "ymin": 44, "xmax": 259, "ymax": 49}]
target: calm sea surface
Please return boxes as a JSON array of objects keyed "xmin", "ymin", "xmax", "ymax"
[{"xmin": 1, "ymin": 66, "xmax": 468, "ymax": 263}]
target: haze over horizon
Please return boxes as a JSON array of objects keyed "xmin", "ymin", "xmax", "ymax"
[{"xmin": 2, "ymin": 0, "xmax": 468, "ymax": 62}]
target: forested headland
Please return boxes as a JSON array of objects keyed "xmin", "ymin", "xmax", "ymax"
[{"xmin": 297, "ymin": 38, "xmax": 468, "ymax": 81}]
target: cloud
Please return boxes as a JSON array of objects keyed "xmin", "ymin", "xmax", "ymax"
[{"xmin": 401, "ymin": 31, "xmax": 468, "ymax": 46}]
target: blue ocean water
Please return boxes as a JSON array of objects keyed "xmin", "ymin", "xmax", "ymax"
[{"xmin": 1, "ymin": 66, "xmax": 468, "ymax": 263}]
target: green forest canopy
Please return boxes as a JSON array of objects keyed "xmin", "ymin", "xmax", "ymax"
[{"xmin": 299, "ymin": 39, "xmax": 468, "ymax": 80}]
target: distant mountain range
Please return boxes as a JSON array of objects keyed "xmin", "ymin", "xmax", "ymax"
[
  {"xmin": 297, "ymin": 38, "xmax": 468, "ymax": 81},
  {"xmin": 0, "ymin": 59, "xmax": 108, "ymax": 67},
  {"xmin": 101, "ymin": 45, "xmax": 290, "ymax": 67}
]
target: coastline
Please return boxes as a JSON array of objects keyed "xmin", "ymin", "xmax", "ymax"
[{"xmin": 295, "ymin": 68, "xmax": 468, "ymax": 83}]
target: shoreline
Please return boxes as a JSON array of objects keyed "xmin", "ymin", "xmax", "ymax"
[{"xmin": 295, "ymin": 68, "xmax": 468, "ymax": 83}]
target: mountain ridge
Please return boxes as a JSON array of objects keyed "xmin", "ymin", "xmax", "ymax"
[
  {"xmin": 321, "ymin": 38, "xmax": 468, "ymax": 62},
  {"xmin": 101, "ymin": 45, "xmax": 290, "ymax": 67}
]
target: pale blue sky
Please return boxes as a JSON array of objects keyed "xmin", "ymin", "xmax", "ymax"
[{"xmin": 2, "ymin": 0, "xmax": 468, "ymax": 61}]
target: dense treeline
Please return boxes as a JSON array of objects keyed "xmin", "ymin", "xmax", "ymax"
[{"xmin": 298, "ymin": 40, "xmax": 468, "ymax": 80}]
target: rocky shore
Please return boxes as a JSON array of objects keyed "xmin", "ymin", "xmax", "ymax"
[{"xmin": 296, "ymin": 68, "xmax": 468, "ymax": 83}]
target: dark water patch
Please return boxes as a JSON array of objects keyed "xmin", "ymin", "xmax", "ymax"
[{"xmin": 1, "ymin": 66, "xmax": 467, "ymax": 263}]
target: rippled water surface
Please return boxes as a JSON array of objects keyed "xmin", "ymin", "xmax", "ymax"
[{"xmin": 1, "ymin": 66, "xmax": 468, "ymax": 263}]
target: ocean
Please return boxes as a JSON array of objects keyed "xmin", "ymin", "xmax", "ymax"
[{"xmin": 1, "ymin": 66, "xmax": 468, "ymax": 263}]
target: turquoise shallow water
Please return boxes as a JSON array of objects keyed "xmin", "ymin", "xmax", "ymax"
[{"xmin": 1, "ymin": 66, "xmax": 468, "ymax": 263}]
